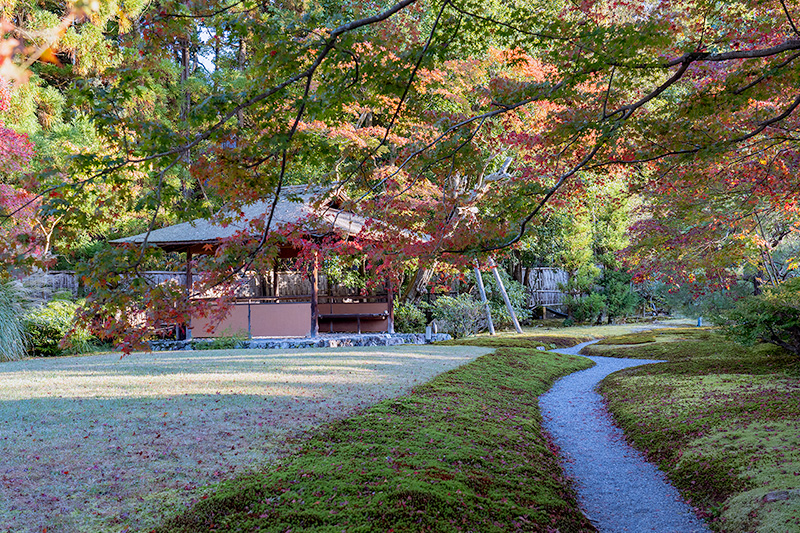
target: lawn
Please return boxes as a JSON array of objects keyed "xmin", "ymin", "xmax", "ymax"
[
  {"xmin": 589, "ymin": 329, "xmax": 800, "ymax": 532},
  {"xmin": 0, "ymin": 345, "xmax": 491, "ymax": 533}
]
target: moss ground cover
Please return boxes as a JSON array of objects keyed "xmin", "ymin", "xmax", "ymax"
[
  {"xmin": 156, "ymin": 346, "xmax": 596, "ymax": 532},
  {"xmin": 440, "ymin": 321, "xmax": 664, "ymax": 350},
  {"xmin": 439, "ymin": 334, "xmax": 593, "ymax": 350},
  {"xmin": 594, "ymin": 329, "xmax": 800, "ymax": 532},
  {"xmin": 593, "ymin": 332, "xmax": 656, "ymax": 345}
]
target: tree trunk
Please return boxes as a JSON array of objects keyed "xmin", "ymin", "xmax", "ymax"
[
  {"xmin": 178, "ymin": 37, "xmax": 192, "ymax": 198},
  {"xmin": 401, "ymin": 267, "xmax": 434, "ymax": 303},
  {"xmin": 237, "ymin": 37, "xmax": 247, "ymax": 128},
  {"xmin": 512, "ymin": 253, "xmax": 524, "ymax": 283}
]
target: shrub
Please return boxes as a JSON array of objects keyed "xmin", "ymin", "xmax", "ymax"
[
  {"xmin": 564, "ymin": 292, "xmax": 606, "ymax": 323},
  {"xmin": 191, "ymin": 330, "xmax": 248, "ymax": 350},
  {"xmin": 598, "ymin": 268, "xmax": 640, "ymax": 321},
  {"xmin": 655, "ymin": 280, "xmax": 753, "ymax": 319},
  {"xmin": 393, "ymin": 301, "xmax": 427, "ymax": 333},
  {"xmin": 0, "ymin": 279, "xmax": 30, "ymax": 361},
  {"xmin": 23, "ymin": 299, "xmax": 95, "ymax": 357},
  {"xmin": 720, "ymin": 278, "xmax": 800, "ymax": 356},
  {"xmin": 430, "ymin": 294, "xmax": 486, "ymax": 338}
]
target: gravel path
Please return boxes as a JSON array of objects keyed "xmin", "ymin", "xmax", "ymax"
[{"xmin": 539, "ymin": 341, "xmax": 712, "ymax": 533}]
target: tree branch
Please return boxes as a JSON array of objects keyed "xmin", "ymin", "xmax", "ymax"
[
  {"xmin": 780, "ymin": 0, "xmax": 800, "ymax": 37},
  {"xmin": 733, "ymin": 52, "xmax": 800, "ymax": 95},
  {"xmin": 664, "ymin": 39, "xmax": 800, "ymax": 67},
  {"xmin": 127, "ymin": 0, "xmax": 420, "ymax": 165}
]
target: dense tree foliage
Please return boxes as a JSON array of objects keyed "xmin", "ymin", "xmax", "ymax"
[{"xmin": 1, "ymin": 0, "xmax": 798, "ymax": 346}]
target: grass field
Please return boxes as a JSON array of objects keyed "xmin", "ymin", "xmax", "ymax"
[
  {"xmin": 0, "ymin": 345, "xmax": 491, "ymax": 533},
  {"xmin": 590, "ymin": 329, "xmax": 800, "ymax": 532}
]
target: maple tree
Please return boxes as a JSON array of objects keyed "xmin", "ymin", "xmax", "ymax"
[
  {"xmin": 0, "ymin": 0, "xmax": 799, "ymax": 346},
  {"xmin": 0, "ymin": 77, "xmax": 37, "ymax": 277}
]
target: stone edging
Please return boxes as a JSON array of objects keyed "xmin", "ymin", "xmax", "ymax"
[{"xmin": 150, "ymin": 333, "xmax": 452, "ymax": 351}]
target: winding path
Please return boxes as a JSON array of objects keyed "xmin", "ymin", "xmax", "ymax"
[{"xmin": 539, "ymin": 341, "xmax": 711, "ymax": 533}]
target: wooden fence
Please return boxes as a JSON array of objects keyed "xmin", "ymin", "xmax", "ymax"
[
  {"xmin": 32, "ymin": 267, "xmax": 568, "ymax": 306},
  {"xmin": 32, "ymin": 270, "xmax": 370, "ymax": 299},
  {"xmin": 523, "ymin": 267, "xmax": 569, "ymax": 307}
]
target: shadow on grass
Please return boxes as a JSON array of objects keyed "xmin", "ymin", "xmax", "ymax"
[{"xmin": 0, "ymin": 345, "xmax": 491, "ymax": 533}]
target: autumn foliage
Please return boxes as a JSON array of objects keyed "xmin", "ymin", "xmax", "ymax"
[{"xmin": 0, "ymin": 0, "xmax": 797, "ymax": 346}]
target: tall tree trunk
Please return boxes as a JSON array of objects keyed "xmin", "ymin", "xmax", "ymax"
[
  {"xmin": 511, "ymin": 251, "xmax": 524, "ymax": 283},
  {"xmin": 237, "ymin": 37, "xmax": 247, "ymax": 129},
  {"xmin": 178, "ymin": 37, "xmax": 193, "ymax": 199},
  {"xmin": 401, "ymin": 267, "xmax": 434, "ymax": 303}
]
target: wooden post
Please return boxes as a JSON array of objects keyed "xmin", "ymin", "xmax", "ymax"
[
  {"xmin": 473, "ymin": 260, "xmax": 495, "ymax": 336},
  {"xmin": 489, "ymin": 257, "xmax": 523, "ymax": 334},
  {"xmin": 310, "ymin": 252, "xmax": 319, "ymax": 338},
  {"xmin": 247, "ymin": 302, "xmax": 252, "ymax": 339},
  {"xmin": 387, "ymin": 280, "xmax": 395, "ymax": 334},
  {"xmin": 272, "ymin": 258, "xmax": 279, "ymax": 298},
  {"xmin": 185, "ymin": 249, "xmax": 193, "ymax": 340}
]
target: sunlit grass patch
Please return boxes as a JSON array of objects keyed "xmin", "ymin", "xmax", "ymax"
[
  {"xmin": 581, "ymin": 327, "xmax": 722, "ymax": 360},
  {"xmin": 595, "ymin": 332, "xmax": 656, "ymax": 345},
  {"xmin": 525, "ymin": 322, "xmax": 659, "ymax": 339},
  {"xmin": 451, "ymin": 322, "xmax": 661, "ymax": 348},
  {"xmin": 156, "ymin": 347, "xmax": 596, "ymax": 532},
  {"xmin": 0, "ymin": 345, "xmax": 491, "ymax": 533},
  {"xmin": 597, "ymin": 331, "xmax": 800, "ymax": 532},
  {"xmin": 440, "ymin": 334, "xmax": 592, "ymax": 349}
]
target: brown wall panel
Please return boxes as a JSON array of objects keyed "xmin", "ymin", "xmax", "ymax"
[{"xmin": 191, "ymin": 302, "xmax": 311, "ymax": 338}]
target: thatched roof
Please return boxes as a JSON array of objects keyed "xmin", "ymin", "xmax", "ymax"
[{"xmin": 110, "ymin": 185, "xmax": 367, "ymax": 253}]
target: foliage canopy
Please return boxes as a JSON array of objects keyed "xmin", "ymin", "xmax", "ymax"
[{"xmin": 0, "ymin": 0, "xmax": 798, "ymax": 345}]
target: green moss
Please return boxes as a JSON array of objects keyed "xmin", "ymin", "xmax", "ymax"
[
  {"xmin": 441, "ymin": 334, "xmax": 593, "ymax": 349},
  {"xmin": 156, "ymin": 346, "xmax": 596, "ymax": 532},
  {"xmin": 597, "ymin": 330, "xmax": 800, "ymax": 532},
  {"xmin": 722, "ymin": 489, "xmax": 800, "ymax": 533},
  {"xmin": 594, "ymin": 332, "xmax": 656, "ymax": 345}
]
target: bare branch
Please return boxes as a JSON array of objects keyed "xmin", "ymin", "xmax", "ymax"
[
  {"xmin": 733, "ymin": 52, "xmax": 800, "ymax": 95},
  {"xmin": 664, "ymin": 39, "xmax": 800, "ymax": 67},
  {"xmin": 732, "ymin": 93, "xmax": 800, "ymax": 144},
  {"xmin": 443, "ymin": 140, "xmax": 606, "ymax": 254},
  {"xmin": 601, "ymin": 66, "xmax": 615, "ymax": 119},
  {"xmin": 780, "ymin": 0, "xmax": 800, "ymax": 37},
  {"xmin": 610, "ymin": 58, "xmax": 694, "ymax": 120}
]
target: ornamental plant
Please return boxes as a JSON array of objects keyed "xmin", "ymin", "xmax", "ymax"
[
  {"xmin": 721, "ymin": 278, "xmax": 800, "ymax": 357},
  {"xmin": 430, "ymin": 293, "xmax": 486, "ymax": 338},
  {"xmin": 23, "ymin": 297, "xmax": 96, "ymax": 357},
  {"xmin": 473, "ymin": 268, "xmax": 532, "ymax": 328},
  {"xmin": 0, "ymin": 278, "xmax": 31, "ymax": 361},
  {"xmin": 393, "ymin": 301, "xmax": 427, "ymax": 333}
]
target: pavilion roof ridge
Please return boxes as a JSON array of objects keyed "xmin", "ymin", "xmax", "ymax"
[{"xmin": 110, "ymin": 183, "xmax": 357, "ymax": 251}]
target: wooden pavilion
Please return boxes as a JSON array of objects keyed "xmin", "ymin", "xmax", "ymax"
[{"xmin": 111, "ymin": 185, "xmax": 394, "ymax": 339}]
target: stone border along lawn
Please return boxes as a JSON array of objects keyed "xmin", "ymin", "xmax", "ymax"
[
  {"xmin": 0, "ymin": 344, "xmax": 493, "ymax": 533},
  {"xmin": 585, "ymin": 328, "xmax": 800, "ymax": 533},
  {"xmin": 154, "ymin": 336, "xmax": 598, "ymax": 533}
]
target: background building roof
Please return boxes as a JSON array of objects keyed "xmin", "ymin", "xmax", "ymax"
[{"xmin": 110, "ymin": 184, "xmax": 366, "ymax": 252}]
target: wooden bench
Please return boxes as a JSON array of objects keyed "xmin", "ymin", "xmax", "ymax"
[{"xmin": 318, "ymin": 312, "xmax": 389, "ymax": 334}]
